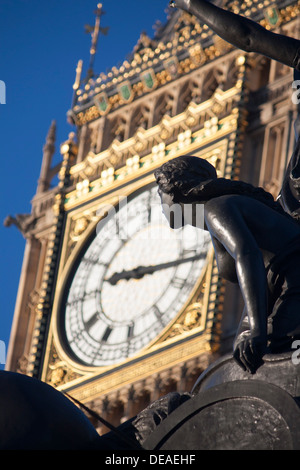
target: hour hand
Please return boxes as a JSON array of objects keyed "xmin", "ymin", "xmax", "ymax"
[
  {"xmin": 105, "ymin": 266, "xmax": 149, "ymax": 285},
  {"xmin": 104, "ymin": 253, "xmax": 204, "ymax": 285}
]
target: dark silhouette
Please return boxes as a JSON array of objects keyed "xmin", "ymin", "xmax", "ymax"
[
  {"xmin": 155, "ymin": 155, "xmax": 300, "ymax": 373},
  {"xmin": 157, "ymin": 0, "xmax": 300, "ymax": 372}
]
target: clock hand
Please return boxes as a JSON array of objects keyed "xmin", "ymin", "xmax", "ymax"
[{"xmin": 105, "ymin": 253, "xmax": 205, "ymax": 285}]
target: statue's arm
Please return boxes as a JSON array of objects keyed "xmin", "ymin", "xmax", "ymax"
[
  {"xmin": 171, "ymin": 0, "xmax": 300, "ymax": 70},
  {"xmin": 204, "ymin": 197, "xmax": 268, "ymax": 372}
]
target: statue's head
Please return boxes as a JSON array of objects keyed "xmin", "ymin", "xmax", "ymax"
[
  {"xmin": 154, "ymin": 156, "xmax": 217, "ymax": 203},
  {"xmin": 154, "ymin": 156, "xmax": 217, "ymax": 229}
]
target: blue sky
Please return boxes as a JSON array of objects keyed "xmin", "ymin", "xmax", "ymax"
[{"xmin": 0, "ymin": 0, "xmax": 170, "ymax": 368}]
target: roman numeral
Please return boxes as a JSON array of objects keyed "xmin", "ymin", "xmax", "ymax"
[
  {"xmin": 102, "ymin": 326, "xmax": 112, "ymax": 343},
  {"xmin": 171, "ymin": 276, "xmax": 186, "ymax": 289},
  {"xmin": 84, "ymin": 312, "xmax": 99, "ymax": 331},
  {"xmin": 152, "ymin": 305, "xmax": 164, "ymax": 325},
  {"xmin": 180, "ymin": 248, "xmax": 197, "ymax": 257},
  {"xmin": 127, "ymin": 323, "xmax": 134, "ymax": 339}
]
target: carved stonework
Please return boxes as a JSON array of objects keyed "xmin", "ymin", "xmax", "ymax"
[
  {"xmin": 166, "ymin": 302, "xmax": 204, "ymax": 339},
  {"xmin": 67, "ymin": 60, "xmax": 248, "ymax": 204},
  {"xmin": 72, "ymin": 6, "xmax": 248, "ymax": 129},
  {"xmin": 3, "ymin": 214, "xmax": 37, "ymax": 238},
  {"xmin": 78, "ymin": 354, "xmax": 213, "ymax": 431},
  {"xmin": 65, "ymin": 209, "xmax": 100, "ymax": 263},
  {"xmin": 46, "ymin": 340, "xmax": 81, "ymax": 387},
  {"xmin": 16, "ymin": 355, "xmax": 29, "ymax": 375}
]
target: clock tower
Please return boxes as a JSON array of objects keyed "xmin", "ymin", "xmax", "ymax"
[{"xmin": 6, "ymin": 1, "xmax": 300, "ymax": 434}]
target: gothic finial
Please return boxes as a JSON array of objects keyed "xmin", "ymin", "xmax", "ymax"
[
  {"xmin": 73, "ymin": 60, "xmax": 83, "ymax": 91},
  {"xmin": 37, "ymin": 120, "xmax": 56, "ymax": 194},
  {"xmin": 84, "ymin": 3, "xmax": 109, "ymax": 81},
  {"xmin": 45, "ymin": 120, "xmax": 56, "ymax": 148}
]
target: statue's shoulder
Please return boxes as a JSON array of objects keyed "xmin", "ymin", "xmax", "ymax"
[{"xmin": 204, "ymin": 194, "xmax": 240, "ymax": 212}]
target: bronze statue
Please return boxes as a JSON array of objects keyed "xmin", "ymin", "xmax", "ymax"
[
  {"xmin": 155, "ymin": 156, "xmax": 300, "ymax": 374},
  {"xmin": 154, "ymin": 0, "xmax": 300, "ymax": 373}
]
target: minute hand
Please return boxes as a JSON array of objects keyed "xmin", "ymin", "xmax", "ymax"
[{"xmin": 105, "ymin": 253, "xmax": 205, "ymax": 285}]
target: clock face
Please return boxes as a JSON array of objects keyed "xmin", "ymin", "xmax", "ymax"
[{"xmin": 61, "ymin": 185, "xmax": 211, "ymax": 367}]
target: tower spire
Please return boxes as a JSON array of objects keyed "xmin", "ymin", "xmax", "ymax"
[
  {"xmin": 84, "ymin": 3, "xmax": 109, "ymax": 81},
  {"xmin": 37, "ymin": 120, "xmax": 56, "ymax": 194}
]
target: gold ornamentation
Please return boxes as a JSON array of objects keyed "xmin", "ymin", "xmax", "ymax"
[
  {"xmin": 72, "ymin": 0, "xmax": 298, "ymax": 127},
  {"xmin": 126, "ymin": 155, "xmax": 140, "ymax": 173},
  {"xmin": 167, "ymin": 302, "xmax": 203, "ymax": 338},
  {"xmin": 152, "ymin": 142, "xmax": 166, "ymax": 161},
  {"xmin": 177, "ymin": 129, "xmax": 192, "ymax": 149},
  {"xmin": 49, "ymin": 367, "xmax": 66, "ymax": 387},
  {"xmin": 73, "ymin": 216, "xmax": 89, "ymax": 237},
  {"xmin": 263, "ymin": 6, "xmax": 281, "ymax": 28},
  {"xmin": 46, "ymin": 340, "xmax": 81, "ymax": 386},
  {"xmin": 133, "ymin": 129, "xmax": 148, "ymax": 153},
  {"xmin": 68, "ymin": 209, "xmax": 100, "ymax": 249},
  {"xmin": 203, "ymin": 116, "xmax": 219, "ymax": 137},
  {"xmin": 101, "ymin": 166, "xmax": 115, "ymax": 185},
  {"xmin": 213, "ymin": 35, "xmax": 233, "ymax": 55},
  {"xmin": 141, "ymin": 68, "xmax": 157, "ymax": 91},
  {"xmin": 66, "ymin": 85, "xmax": 245, "ymax": 209},
  {"xmin": 117, "ymin": 80, "xmax": 134, "ymax": 104},
  {"xmin": 76, "ymin": 179, "xmax": 90, "ymax": 197},
  {"xmin": 94, "ymin": 91, "xmax": 111, "ymax": 115},
  {"xmin": 184, "ymin": 303, "xmax": 203, "ymax": 327},
  {"xmin": 189, "ymin": 43, "xmax": 206, "ymax": 67},
  {"xmin": 164, "ymin": 56, "xmax": 179, "ymax": 79}
]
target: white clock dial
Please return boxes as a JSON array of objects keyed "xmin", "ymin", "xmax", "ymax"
[{"xmin": 62, "ymin": 185, "xmax": 211, "ymax": 366}]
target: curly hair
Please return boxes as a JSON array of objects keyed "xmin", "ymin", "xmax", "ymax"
[
  {"xmin": 154, "ymin": 156, "xmax": 217, "ymax": 202},
  {"xmin": 154, "ymin": 155, "xmax": 287, "ymax": 216}
]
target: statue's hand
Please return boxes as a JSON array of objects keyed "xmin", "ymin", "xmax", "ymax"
[
  {"xmin": 233, "ymin": 330, "xmax": 266, "ymax": 374},
  {"xmin": 169, "ymin": 0, "xmax": 191, "ymax": 11}
]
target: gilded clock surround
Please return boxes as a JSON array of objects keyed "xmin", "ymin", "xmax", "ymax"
[
  {"xmin": 42, "ymin": 86, "xmax": 245, "ymax": 396},
  {"xmin": 39, "ymin": 38, "xmax": 249, "ymax": 407},
  {"xmin": 41, "ymin": 44, "xmax": 249, "ymax": 391}
]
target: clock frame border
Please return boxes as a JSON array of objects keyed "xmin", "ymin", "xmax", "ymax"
[
  {"xmin": 40, "ymin": 63, "xmax": 248, "ymax": 397},
  {"xmin": 41, "ymin": 143, "xmax": 230, "ymax": 395}
]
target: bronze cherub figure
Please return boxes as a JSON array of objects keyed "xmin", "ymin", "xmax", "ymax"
[{"xmin": 155, "ymin": 0, "xmax": 300, "ymax": 373}]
